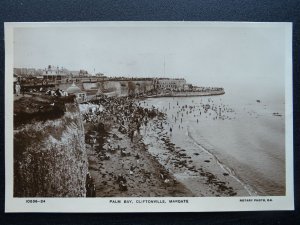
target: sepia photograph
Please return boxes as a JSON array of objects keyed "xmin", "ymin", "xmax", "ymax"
[{"xmin": 5, "ymin": 22, "xmax": 293, "ymax": 212}]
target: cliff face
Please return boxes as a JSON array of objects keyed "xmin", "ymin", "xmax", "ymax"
[{"xmin": 14, "ymin": 97, "xmax": 88, "ymax": 197}]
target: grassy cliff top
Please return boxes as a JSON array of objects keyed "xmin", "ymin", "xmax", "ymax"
[{"xmin": 14, "ymin": 94, "xmax": 76, "ymax": 128}]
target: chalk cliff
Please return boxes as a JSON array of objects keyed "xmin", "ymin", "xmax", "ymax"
[{"xmin": 14, "ymin": 97, "xmax": 88, "ymax": 197}]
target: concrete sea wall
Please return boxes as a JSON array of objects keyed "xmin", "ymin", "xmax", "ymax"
[
  {"xmin": 58, "ymin": 80, "xmax": 154, "ymax": 96},
  {"xmin": 147, "ymin": 90, "xmax": 225, "ymax": 98}
]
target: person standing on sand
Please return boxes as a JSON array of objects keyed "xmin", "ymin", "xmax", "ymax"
[
  {"xmin": 129, "ymin": 129, "xmax": 134, "ymax": 142},
  {"xmin": 15, "ymin": 82, "xmax": 21, "ymax": 96}
]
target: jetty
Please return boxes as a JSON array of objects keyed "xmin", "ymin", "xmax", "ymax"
[{"xmin": 146, "ymin": 90, "xmax": 225, "ymax": 98}]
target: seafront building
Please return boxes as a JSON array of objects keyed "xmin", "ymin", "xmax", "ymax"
[
  {"xmin": 41, "ymin": 65, "xmax": 69, "ymax": 81},
  {"xmin": 154, "ymin": 78, "xmax": 186, "ymax": 91},
  {"xmin": 14, "ymin": 66, "xmax": 189, "ymax": 91},
  {"xmin": 13, "ymin": 68, "xmax": 36, "ymax": 76},
  {"xmin": 14, "ymin": 66, "xmax": 226, "ymax": 98}
]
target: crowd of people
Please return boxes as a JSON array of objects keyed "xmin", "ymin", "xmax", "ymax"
[
  {"xmin": 82, "ymin": 96, "xmax": 170, "ymax": 195},
  {"xmin": 82, "ymin": 96, "xmax": 164, "ymax": 142},
  {"xmin": 138, "ymin": 97, "xmax": 236, "ymax": 136},
  {"xmin": 45, "ymin": 88, "xmax": 69, "ymax": 97},
  {"xmin": 14, "ymin": 82, "xmax": 69, "ymax": 97},
  {"xmin": 81, "ymin": 95, "xmax": 236, "ymax": 196}
]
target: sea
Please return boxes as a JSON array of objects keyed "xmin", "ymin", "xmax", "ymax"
[{"xmin": 142, "ymin": 91, "xmax": 285, "ymax": 196}]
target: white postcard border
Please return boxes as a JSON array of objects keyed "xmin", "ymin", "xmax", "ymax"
[{"xmin": 4, "ymin": 21, "xmax": 294, "ymax": 212}]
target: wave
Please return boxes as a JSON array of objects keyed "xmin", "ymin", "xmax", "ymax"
[{"xmin": 186, "ymin": 125, "xmax": 258, "ymax": 196}]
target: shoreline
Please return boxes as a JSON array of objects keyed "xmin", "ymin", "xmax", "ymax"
[
  {"xmin": 140, "ymin": 94, "xmax": 285, "ymax": 197},
  {"xmin": 83, "ymin": 95, "xmax": 250, "ymax": 197},
  {"xmin": 140, "ymin": 117, "xmax": 251, "ymax": 197},
  {"xmin": 83, "ymin": 97, "xmax": 193, "ymax": 197}
]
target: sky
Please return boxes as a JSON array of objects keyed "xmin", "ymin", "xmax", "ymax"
[{"xmin": 13, "ymin": 22, "xmax": 290, "ymax": 100}]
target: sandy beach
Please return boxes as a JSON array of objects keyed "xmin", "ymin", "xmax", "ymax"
[
  {"xmin": 82, "ymin": 95, "xmax": 254, "ymax": 197},
  {"xmin": 86, "ymin": 126, "xmax": 193, "ymax": 197},
  {"xmin": 82, "ymin": 97, "xmax": 195, "ymax": 197}
]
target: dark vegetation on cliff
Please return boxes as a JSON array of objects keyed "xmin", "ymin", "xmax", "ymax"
[{"xmin": 14, "ymin": 95, "xmax": 76, "ymax": 128}]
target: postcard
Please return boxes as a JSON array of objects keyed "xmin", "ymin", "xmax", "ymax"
[{"xmin": 5, "ymin": 21, "xmax": 294, "ymax": 212}]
